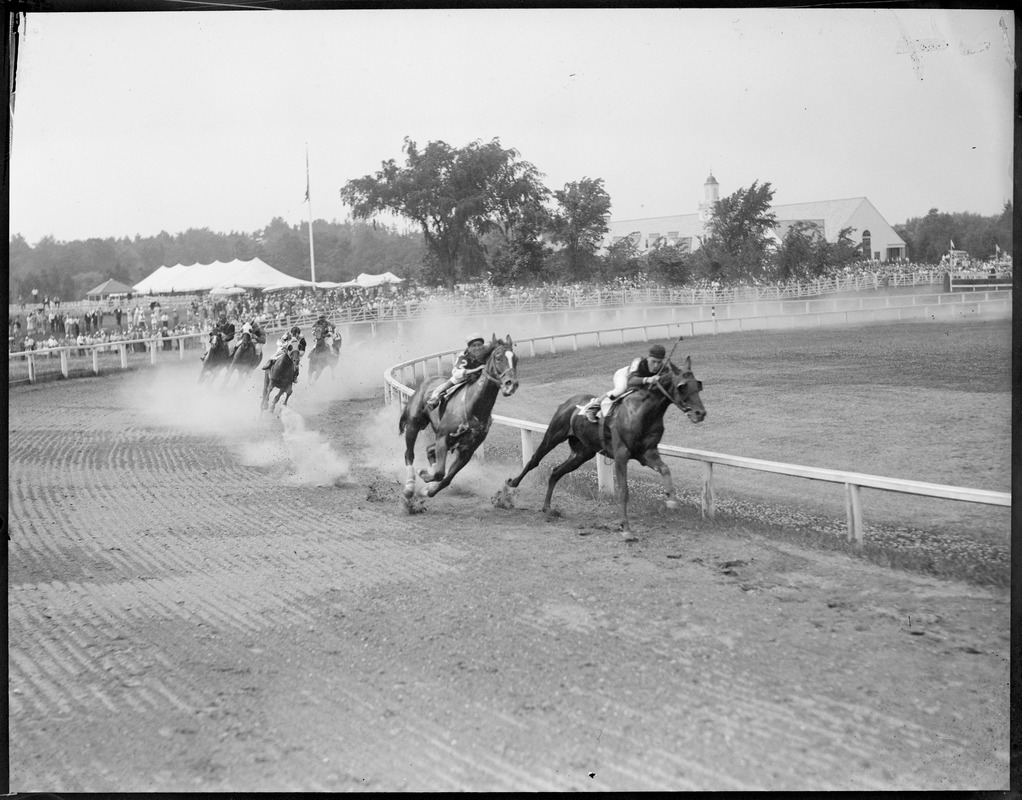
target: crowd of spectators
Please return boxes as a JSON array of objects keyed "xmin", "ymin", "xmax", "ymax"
[{"xmin": 9, "ymin": 258, "xmax": 1010, "ymax": 355}]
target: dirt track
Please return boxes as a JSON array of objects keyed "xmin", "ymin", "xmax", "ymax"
[{"xmin": 7, "ymin": 363, "xmax": 1010, "ymax": 791}]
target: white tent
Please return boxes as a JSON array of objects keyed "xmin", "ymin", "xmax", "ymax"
[
  {"xmin": 354, "ymin": 271, "xmax": 404, "ymax": 288},
  {"xmin": 133, "ymin": 258, "xmax": 313, "ymax": 294}
]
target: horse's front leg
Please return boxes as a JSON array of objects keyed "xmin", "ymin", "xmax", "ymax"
[
  {"xmin": 614, "ymin": 449, "xmax": 634, "ymax": 539},
  {"xmin": 420, "ymin": 435, "xmax": 450, "ymax": 485},
  {"xmin": 403, "ymin": 423, "xmax": 421, "ymax": 499},
  {"xmin": 642, "ymin": 449, "xmax": 679, "ymax": 510},
  {"xmin": 423, "ymin": 445, "xmax": 469, "ymax": 497}
]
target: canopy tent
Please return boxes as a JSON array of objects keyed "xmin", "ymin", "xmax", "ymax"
[
  {"xmin": 353, "ymin": 271, "xmax": 404, "ymax": 287},
  {"xmin": 132, "ymin": 258, "xmax": 313, "ymax": 294},
  {"xmin": 85, "ymin": 278, "xmax": 135, "ymax": 301}
]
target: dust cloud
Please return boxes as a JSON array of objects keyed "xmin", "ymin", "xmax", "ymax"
[{"xmin": 120, "ymin": 304, "xmax": 638, "ymax": 491}]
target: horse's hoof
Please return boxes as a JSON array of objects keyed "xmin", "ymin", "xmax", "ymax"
[
  {"xmin": 543, "ymin": 507, "xmax": 562, "ymax": 519},
  {"xmin": 622, "ymin": 533, "xmax": 638, "ymax": 542},
  {"xmin": 665, "ymin": 499, "xmax": 680, "ymax": 510},
  {"xmin": 403, "ymin": 495, "xmax": 426, "ymax": 514}
]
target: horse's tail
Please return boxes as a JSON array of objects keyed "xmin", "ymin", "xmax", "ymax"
[{"xmin": 398, "ymin": 402, "xmax": 410, "ymax": 435}]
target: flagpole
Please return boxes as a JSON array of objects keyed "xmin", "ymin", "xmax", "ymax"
[{"xmin": 305, "ymin": 143, "xmax": 317, "ymax": 290}]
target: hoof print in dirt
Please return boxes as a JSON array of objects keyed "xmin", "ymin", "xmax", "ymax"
[{"xmin": 365, "ymin": 483, "xmax": 387, "ymax": 502}]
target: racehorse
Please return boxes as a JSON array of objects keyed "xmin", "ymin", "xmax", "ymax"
[
  {"xmin": 198, "ymin": 331, "xmax": 231, "ymax": 385},
  {"xmin": 399, "ymin": 334, "xmax": 518, "ymax": 500},
  {"xmin": 224, "ymin": 330, "xmax": 261, "ymax": 389},
  {"xmin": 502, "ymin": 355, "xmax": 706, "ymax": 538},
  {"xmin": 260, "ymin": 348, "xmax": 299, "ymax": 416},
  {"xmin": 307, "ymin": 332, "xmax": 340, "ymax": 386}
]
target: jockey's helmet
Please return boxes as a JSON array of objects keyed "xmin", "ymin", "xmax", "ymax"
[
  {"xmin": 466, "ymin": 332, "xmax": 485, "ymax": 346},
  {"xmin": 648, "ymin": 344, "xmax": 666, "ymax": 359},
  {"xmin": 290, "ymin": 325, "xmax": 301, "ymax": 336}
]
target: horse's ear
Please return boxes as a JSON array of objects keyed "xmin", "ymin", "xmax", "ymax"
[
  {"xmin": 491, "ymin": 332, "xmax": 497, "ymax": 343},
  {"xmin": 506, "ymin": 334, "xmax": 513, "ymax": 347},
  {"xmin": 684, "ymin": 355, "xmax": 692, "ymax": 371}
]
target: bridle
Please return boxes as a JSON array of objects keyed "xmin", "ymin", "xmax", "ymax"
[
  {"xmin": 482, "ymin": 342, "xmax": 516, "ymax": 388},
  {"xmin": 651, "ymin": 362, "xmax": 699, "ymax": 415}
]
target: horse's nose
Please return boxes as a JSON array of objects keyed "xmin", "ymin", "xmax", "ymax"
[{"xmin": 692, "ymin": 408, "xmax": 706, "ymax": 422}]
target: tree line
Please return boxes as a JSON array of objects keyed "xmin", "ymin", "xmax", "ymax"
[{"xmin": 9, "ymin": 136, "xmax": 1012, "ymax": 301}]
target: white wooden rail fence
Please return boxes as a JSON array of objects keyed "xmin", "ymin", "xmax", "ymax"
[{"xmin": 382, "ymin": 321, "xmax": 1010, "ymax": 549}]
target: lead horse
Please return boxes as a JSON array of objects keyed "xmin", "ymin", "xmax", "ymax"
[
  {"xmin": 399, "ymin": 335, "xmax": 518, "ymax": 500},
  {"xmin": 502, "ymin": 356, "xmax": 706, "ymax": 538}
]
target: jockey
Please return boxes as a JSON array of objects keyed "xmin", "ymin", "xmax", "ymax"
[
  {"xmin": 202, "ymin": 312, "xmax": 235, "ymax": 361},
  {"xmin": 235, "ymin": 316, "xmax": 267, "ymax": 359},
  {"xmin": 582, "ymin": 343, "xmax": 667, "ymax": 423},
  {"xmin": 426, "ymin": 332, "xmax": 489, "ymax": 410},
  {"xmin": 263, "ymin": 325, "xmax": 307, "ymax": 383},
  {"xmin": 312, "ymin": 314, "xmax": 339, "ymax": 353}
]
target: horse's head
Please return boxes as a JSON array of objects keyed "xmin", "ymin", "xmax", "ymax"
[
  {"xmin": 657, "ymin": 356, "xmax": 706, "ymax": 423},
  {"xmin": 239, "ymin": 330, "xmax": 252, "ymax": 344},
  {"xmin": 485, "ymin": 333, "xmax": 519, "ymax": 397},
  {"xmin": 208, "ymin": 330, "xmax": 223, "ymax": 348}
]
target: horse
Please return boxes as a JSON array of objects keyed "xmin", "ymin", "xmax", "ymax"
[
  {"xmin": 260, "ymin": 348, "xmax": 299, "ymax": 415},
  {"xmin": 502, "ymin": 355, "xmax": 706, "ymax": 538},
  {"xmin": 398, "ymin": 334, "xmax": 519, "ymax": 500},
  {"xmin": 224, "ymin": 330, "xmax": 261, "ymax": 389},
  {"xmin": 307, "ymin": 332, "xmax": 340, "ymax": 386},
  {"xmin": 198, "ymin": 330, "xmax": 231, "ymax": 385}
]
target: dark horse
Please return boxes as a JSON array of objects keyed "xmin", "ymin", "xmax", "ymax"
[
  {"xmin": 307, "ymin": 332, "xmax": 340, "ymax": 386},
  {"xmin": 260, "ymin": 349, "xmax": 298, "ymax": 415},
  {"xmin": 503, "ymin": 356, "xmax": 706, "ymax": 537},
  {"xmin": 399, "ymin": 335, "xmax": 519, "ymax": 500},
  {"xmin": 224, "ymin": 331, "xmax": 261, "ymax": 389},
  {"xmin": 198, "ymin": 331, "xmax": 231, "ymax": 385}
]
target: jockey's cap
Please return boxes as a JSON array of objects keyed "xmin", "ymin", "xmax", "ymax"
[
  {"xmin": 648, "ymin": 344, "xmax": 666, "ymax": 359},
  {"xmin": 466, "ymin": 332, "xmax": 485, "ymax": 346},
  {"xmin": 290, "ymin": 325, "xmax": 301, "ymax": 335}
]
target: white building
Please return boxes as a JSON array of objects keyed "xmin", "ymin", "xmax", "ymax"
[{"xmin": 603, "ymin": 173, "xmax": 908, "ymax": 262}]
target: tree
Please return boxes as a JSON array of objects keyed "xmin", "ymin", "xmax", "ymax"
[
  {"xmin": 695, "ymin": 180, "xmax": 776, "ymax": 283},
  {"xmin": 340, "ymin": 137, "xmax": 547, "ymax": 289},
  {"xmin": 772, "ymin": 220, "xmax": 828, "ymax": 282},
  {"xmin": 545, "ymin": 178, "xmax": 611, "ymax": 281},
  {"xmin": 646, "ymin": 241, "xmax": 693, "ymax": 286}
]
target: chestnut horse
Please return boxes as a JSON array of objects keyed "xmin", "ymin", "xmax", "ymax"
[{"xmin": 399, "ymin": 335, "xmax": 518, "ymax": 500}]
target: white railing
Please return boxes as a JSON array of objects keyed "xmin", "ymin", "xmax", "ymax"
[{"xmin": 382, "ymin": 299, "xmax": 1011, "ymax": 547}]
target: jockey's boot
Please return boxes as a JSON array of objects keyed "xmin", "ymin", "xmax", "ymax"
[
  {"xmin": 584, "ymin": 403, "xmax": 600, "ymax": 424},
  {"xmin": 262, "ymin": 358, "xmax": 274, "ymax": 370},
  {"xmin": 427, "ymin": 379, "xmax": 453, "ymax": 409}
]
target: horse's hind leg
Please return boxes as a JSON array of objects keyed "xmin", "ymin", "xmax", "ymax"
[
  {"xmin": 542, "ymin": 443, "xmax": 597, "ymax": 513},
  {"xmin": 423, "ymin": 446, "xmax": 468, "ymax": 498},
  {"xmin": 506, "ymin": 426, "xmax": 569, "ymax": 489}
]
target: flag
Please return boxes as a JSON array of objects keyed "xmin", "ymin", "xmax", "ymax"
[
  {"xmin": 300, "ymin": 148, "xmax": 308, "ymax": 203},
  {"xmin": 996, "ymin": 243, "xmax": 1001, "ymax": 255},
  {"xmin": 950, "ymin": 238, "xmax": 955, "ymax": 249}
]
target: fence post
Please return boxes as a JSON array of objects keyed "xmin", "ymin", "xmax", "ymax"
[
  {"xmin": 179, "ymin": 337, "xmax": 186, "ymax": 360},
  {"xmin": 119, "ymin": 343, "xmax": 128, "ymax": 369},
  {"xmin": 596, "ymin": 455, "xmax": 614, "ymax": 496},
  {"xmin": 92, "ymin": 348, "xmax": 100, "ymax": 375},
  {"xmin": 60, "ymin": 349, "xmax": 70, "ymax": 378},
  {"xmin": 149, "ymin": 340, "xmax": 157, "ymax": 365},
  {"xmin": 520, "ymin": 429, "xmax": 534, "ymax": 467},
  {"xmin": 701, "ymin": 462, "xmax": 716, "ymax": 519},
  {"xmin": 27, "ymin": 353, "xmax": 35, "ymax": 383},
  {"xmin": 845, "ymin": 483, "xmax": 864, "ymax": 549}
]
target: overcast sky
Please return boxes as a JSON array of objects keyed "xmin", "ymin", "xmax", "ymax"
[{"xmin": 8, "ymin": 7, "xmax": 1015, "ymax": 245}]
